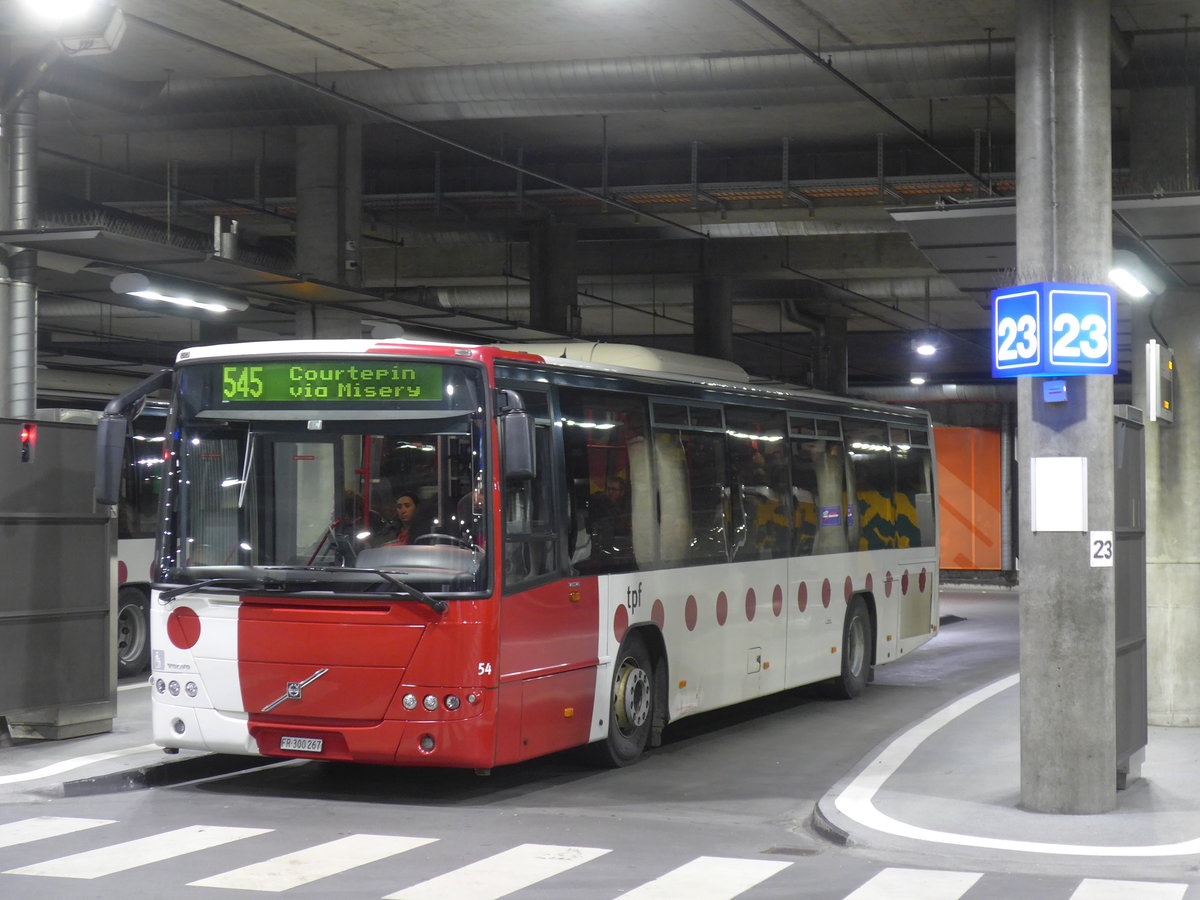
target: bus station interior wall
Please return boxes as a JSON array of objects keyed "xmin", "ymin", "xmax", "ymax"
[{"xmin": 934, "ymin": 427, "xmax": 1002, "ymax": 571}]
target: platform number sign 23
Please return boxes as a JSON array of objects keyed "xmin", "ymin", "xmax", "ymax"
[{"xmin": 991, "ymin": 282, "xmax": 1117, "ymax": 378}]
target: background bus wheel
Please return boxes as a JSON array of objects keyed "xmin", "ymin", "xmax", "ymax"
[
  {"xmin": 587, "ymin": 630, "xmax": 654, "ymax": 767},
  {"xmin": 827, "ymin": 595, "xmax": 871, "ymax": 699},
  {"xmin": 116, "ymin": 587, "xmax": 150, "ymax": 677}
]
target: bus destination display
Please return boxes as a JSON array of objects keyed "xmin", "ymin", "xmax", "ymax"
[{"xmin": 221, "ymin": 361, "xmax": 443, "ymax": 402}]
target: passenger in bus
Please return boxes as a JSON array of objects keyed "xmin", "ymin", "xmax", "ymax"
[
  {"xmin": 381, "ymin": 489, "xmax": 432, "ymax": 545},
  {"xmin": 590, "ymin": 475, "xmax": 631, "ymax": 559}
]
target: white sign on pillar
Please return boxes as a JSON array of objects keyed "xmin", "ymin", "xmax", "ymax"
[{"xmin": 1030, "ymin": 457, "xmax": 1088, "ymax": 532}]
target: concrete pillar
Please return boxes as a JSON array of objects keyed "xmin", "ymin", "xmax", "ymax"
[
  {"xmin": 295, "ymin": 123, "xmax": 362, "ymax": 287},
  {"xmin": 1134, "ymin": 293, "xmax": 1200, "ymax": 724},
  {"xmin": 528, "ymin": 221, "xmax": 578, "ymax": 334},
  {"xmin": 294, "ymin": 306, "xmax": 362, "ymax": 340},
  {"xmin": 1014, "ymin": 0, "xmax": 1116, "ymax": 814},
  {"xmin": 692, "ymin": 276, "xmax": 733, "ymax": 360},
  {"xmin": 1129, "ymin": 86, "xmax": 1197, "ymax": 194},
  {"xmin": 812, "ymin": 315, "xmax": 848, "ymax": 395},
  {"xmin": 294, "ymin": 124, "xmax": 363, "ymax": 338}
]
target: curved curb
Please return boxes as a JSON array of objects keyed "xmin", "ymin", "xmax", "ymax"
[
  {"xmin": 821, "ymin": 673, "xmax": 1200, "ymax": 858},
  {"xmin": 809, "ymin": 803, "xmax": 851, "ymax": 847}
]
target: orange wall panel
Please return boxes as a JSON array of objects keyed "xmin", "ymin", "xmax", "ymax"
[{"xmin": 934, "ymin": 427, "xmax": 1003, "ymax": 570}]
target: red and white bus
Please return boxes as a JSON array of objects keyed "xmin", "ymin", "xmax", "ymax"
[{"xmin": 98, "ymin": 339, "xmax": 939, "ymax": 769}]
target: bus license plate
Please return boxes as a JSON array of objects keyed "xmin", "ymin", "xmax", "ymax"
[{"xmin": 279, "ymin": 736, "xmax": 323, "ymax": 753}]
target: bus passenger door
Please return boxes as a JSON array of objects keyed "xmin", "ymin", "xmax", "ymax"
[{"xmin": 495, "ymin": 385, "xmax": 596, "ymax": 762}]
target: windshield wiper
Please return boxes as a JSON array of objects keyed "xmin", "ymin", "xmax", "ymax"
[
  {"xmin": 306, "ymin": 566, "xmax": 448, "ymax": 615},
  {"xmin": 157, "ymin": 575, "xmax": 286, "ymax": 603}
]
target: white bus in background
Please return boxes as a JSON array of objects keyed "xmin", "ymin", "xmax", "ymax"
[{"xmin": 44, "ymin": 406, "xmax": 165, "ymax": 677}]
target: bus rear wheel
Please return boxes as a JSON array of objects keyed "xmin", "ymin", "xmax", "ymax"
[
  {"xmin": 827, "ymin": 595, "xmax": 872, "ymax": 699},
  {"xmin": 587, "ymin": 630, "xmax": 654, "ymax": 767},
  {"xmin": 117, "ymin": 587, "xmax": 150, "ymax": 678}
]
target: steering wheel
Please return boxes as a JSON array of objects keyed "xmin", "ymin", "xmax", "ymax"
[{"xmin": 413, "ymin": 533, "xmax": 480, "ymax": 551}]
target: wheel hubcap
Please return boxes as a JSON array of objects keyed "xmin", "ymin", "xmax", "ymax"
[
  {"xmin": 614, "ymin": 662, "xmax": 650, "ymax": 732},
  {"xmin": 848, "ymin": 615, "xmax": 866, "ymax": 676}
]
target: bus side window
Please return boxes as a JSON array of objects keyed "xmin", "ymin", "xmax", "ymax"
[
  {"xmin": 892, "ymin": 426, "xmax": 934, "ymax": 549},
  {"xmin": 726, "ymin": 407, "xmax": 789, "ymax": 561},
  {"xmin": 844, "ymin": 419, "xmax": 896, "ymax": 550},
  {"xmin": 558, "ymin": 386, "xmax": 649, "ymax": 575},
  {"xmin": 651, "ymin": 401, "xmax": 728, "ymax": 567}
]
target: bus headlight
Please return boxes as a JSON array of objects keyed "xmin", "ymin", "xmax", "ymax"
[
  {"xmin": 423, "ymin": 694, "xmax": 439, "ymax": 711},
  {"xmin": 185, "ymin": 682, "xmax": 198, "ymax": 698},
  {"xmin": 444, "ymin": 695, "xmax": 461, "ymax": 710},
  {"xmin": 402, "ymin": 694, "xmax": 418, "ymax": 710},
  {"xmin": 168, "ymin": 680, "xmax": 181, "ymax": 696}
]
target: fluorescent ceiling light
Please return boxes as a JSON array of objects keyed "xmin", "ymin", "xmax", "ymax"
[
  {"xmin": 1109, "ymin": 249, "xmax": 1166, "ymax": 299},
  {"xmin": 910, "ymin": 373, "xmax": 927, "ymax": 385},
  {"xmin": 111, "ymin": 273, "xmax": 249, "ymax": 313}
]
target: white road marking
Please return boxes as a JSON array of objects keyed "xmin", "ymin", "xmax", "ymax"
[
  {"xmin": 0, "ymin": 817, "xmax": 114, "ymax": 850},
  {"xmin": 0, "ymin": 744, "xmax": 158, "ymax": 785},
  {"xmin": 383, "ymin": 842, "xmax": 609, "ymax": 900},
  {"xmin": 618, "ymin": 856, "xmax": 792, "ymax": 899},
  {"xmin": 5, "ymin": 825, "xmax": 271, "ymax": 879},
  {"xmin": 1070, "ymin": 879, "xmax": 1189, "ymax": 900},
  {"xmin": 189, "ymin": 834, "xmax": 435, "ymax": 892},
  {"xmin": 843, "ymin": 866, "xmax": 982, "ymax": 899},
  {"xmin": 832, "ymin": 672, "xmax": 1200, "ymax": 856}
]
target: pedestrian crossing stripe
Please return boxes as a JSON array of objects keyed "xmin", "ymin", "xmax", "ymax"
[
  {"xmin": 189, "ymin": 834, "xmax": 436, "ymax": 892},
  {"xmin": 844, "ymin": 867, "xmax": 982, "ymax": 899},
  {"xmin": 0, "ymin": 817, "xmax": 114, "ymax": 851},
  {"xmin": 0, "ymin": 817, "xmax": 1192, "ymax": 899},
  {"xmin": 618, "ymin": 856, "xmax": 792, "ymax": 899},
  {"xmin": 5, "ymin": 825, "xmax": 271, "ymax": 879},
  {"xmin": 383, "ymin": 842, "xmax": 610, "ymax": 900},
  {"xmin": 1070, "ymin": 879, "xmax": 1188, "ymax": 900}
]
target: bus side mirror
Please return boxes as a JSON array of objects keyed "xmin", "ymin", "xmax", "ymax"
[
  {"xmin": 95, "ymin": 414, "xmax": 127, "ymax": 506},
  {"xmin": 94, "ymin": 368, "xmax": 174, "ymax": 506},
  {"xmin": 497, "ymin": 389, "xmax": 535, "ymax": 481}
]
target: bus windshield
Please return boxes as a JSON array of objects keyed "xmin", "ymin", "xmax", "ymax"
[{"xmin": 160, "ymin": 360, "xmax": 489, "ymax": 596}]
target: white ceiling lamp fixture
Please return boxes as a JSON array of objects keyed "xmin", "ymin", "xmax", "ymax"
[
  {"xmin": 909, "ymin": 373, "xmax": 928, "ymax": 386},
  {"xmin": 912, "ymin": 332, "xmax": 938, "ymax": 357},
  {"xmin": 111, "ymin": 273, "xmax": 250, "ymax": 314},
  {"xmin": 1109, "ymin": 249, "xmax": 1166, "ymax": 299},
  {"xmin": 20, "ymin": 0, "xmax": 126, "ymax": 55}
]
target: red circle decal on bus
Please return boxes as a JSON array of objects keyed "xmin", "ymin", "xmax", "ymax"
[
  {"xmin": 684, "ymin": 595, "xmax": 698, "ymax": 631},
  {"xmin": 797, "ymin": 582, "xmax": 808, "ymax": 613},
  {"xmin": 865, "ymin": 572, "xmax": 874, "ymax": 594},
  {"xmin": 844, "ymin": 576, "xmax": 853, "ymax": 604},
  {"xmin": 652, "ymin": 598, "xmax": 665, "ymax": 630},
  {"xmin": 167, "ymin": 607, "xmax": 201, "ymax": 650},
  {"xmin": 821, "ymin": 579, "xmax": 832, "ymax": 608},
  {"xmin": 919, "ymin": 568, "xmax": 927, "ymax": 593},
  {"xmin": 745, "ymin": 588, "xmax": 756, "ymax": 622},
  {"xmin": 613, "ymin": 604, "xmax": 629, "ymax": 642},
  {"xmin": 901, "ymin": 570, "xmax": 910, "ymax": 595},
  {"xmin": 772, "ymin": 584, "xmax": 783, "ymax": 617},
  {"xmin": 715, "ymin": 591, "xmax": 728, "ymax": 626},
  {"xmin": 117, "ymin": 560, "xmax": 128, "ymax": 584}
]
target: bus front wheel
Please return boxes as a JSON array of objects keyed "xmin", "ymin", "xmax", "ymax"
[
  {"xmin": 117, "ymin": 587, "xmax": 151, "ymax": 678},
  {"xmin": 828, "ymin": 595, "xmax": 872, "ymax": 699},
  {"xmin": 588, "ymin": 630, "xmax": 654, "ymax": 767}
]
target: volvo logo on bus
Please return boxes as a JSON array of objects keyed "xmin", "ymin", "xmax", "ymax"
[{"xmin": 262, "ymin": 668, "xmax": 329, "ymax": 712}]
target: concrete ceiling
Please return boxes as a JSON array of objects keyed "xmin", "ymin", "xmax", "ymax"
[{"xmin": 3, "ymin": 0, "xmax": 1198, "ymax": 399}]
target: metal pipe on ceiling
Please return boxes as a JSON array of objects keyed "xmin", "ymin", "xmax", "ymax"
[{"xmin": 36, "ymin": 43, "xmax": 1017, "ymax": 133}]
